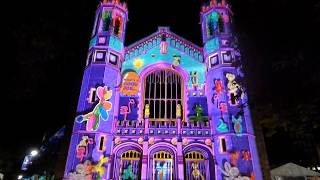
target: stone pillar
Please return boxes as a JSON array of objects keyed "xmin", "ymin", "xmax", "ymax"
[
  {"xmin": 177, "ymin": 117, "xmax": 181, "ymax": 134},
  {"xmin": 177, "ymin": 141, "xmax": 184, "ymax": 180},
  {"xmin": 106, "ymin": 154, "xmax": 113, "ymax": 180},
  {"xmin": 145, "ymin": 117, "xmax": 149, "ymax": 135},
  {"xmin": 141, "ymin": 141, "xmax": 149, "ymax": 180}
]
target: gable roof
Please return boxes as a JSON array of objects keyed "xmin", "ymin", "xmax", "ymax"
[
  {"xmin": 124, "ymin": 27, "xmax": 203, "ymax": 62},
  {"xmin": 271, "ymin": 163, "xmax": 320, "ymax": 177}
]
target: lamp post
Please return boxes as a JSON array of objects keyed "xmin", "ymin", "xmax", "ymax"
[
  {"xmin": 30, "ymin": 150, "xmax": 38, "ymax": 157},
  {"xmin": 21, "ymin": 149, "xmax": 39, "ymax": 171},
  {"xmin": 17, "ymin": 175, "xmax": 23, "ymax": 179}
]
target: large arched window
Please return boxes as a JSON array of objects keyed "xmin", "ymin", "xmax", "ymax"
[{"xmin": 144, "ymin": 69, "xmax": 183, "ymax": 121}]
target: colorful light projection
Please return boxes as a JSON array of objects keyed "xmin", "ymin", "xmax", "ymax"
[
  {"xmin": 214, "ymin": 79, "xmax": 224, "ymax": 94},
  {"xmin": 176, "ymin": 104, "xmax": 182, "ymax": 118},
  {"xmin": 160, "ymin": 41, "xmax": 168, "ymax": 54},
  {"xmin": 76, "ymin": 86, "xmax": 113, "ymax": 131},
  {"xmin": 188, "ymin": 104, "xmax": 208, "ymax": 121},
  {"xmin": 217, "ymin": 118, "xmax": 228, "ymax": 133},
  {"xmin": 190, "ymin": 71, "xmax": 199, "ymax": 89},
  {"xmin": 156, "ymin": 162, "xmax": 170, "ymax": 180},
  {"xmin": 133, "ymin": 58, "xmax": 144, "ymax": 70},
  {"xmin": 192, "ymin": 163, "xmax": 205, "ymax": 179},
  {"xmin": 122, "ymin": 46, "xmax": 206, "ymax": 89},
  {"xmin": 212, "ymin": 79, "xmax": 226, "ymax": 106},
  {"xmin": 226, "ymin": 73, "xmax": 244, "ymax": 106},
  {"xmin": 232, "ymin": 115, "xmax": 243, "ymax": 136},
  {"xmin": 242, "ymin": 150, "xmax": 251, "ymax": 161},
  {"xmin": 67, "ymin": 155, "xmax": 108, "ymax": 180},
  {"xmin": 218, "ymin": 102, "xmax": 228, "ymax": 113},
  {"xmin": 94, "ymin": 156, "xmax": 109, "ymax": 179},
  {"xmin": 109, "ymin": 35, "xmax": 123, "ymax": 51},
  {"xmin": 218, "ymin": 162, "xmax": 251, "ymax": 180},
  {"xmin": 230, "ymin": 151, "xmax": 240, "ymax": 166},
  {"xmin": 144, "ymin": 104, "xmax": 150, "ymax": 118},
  {"xmin": 102, "ymin": 11, "xmax": 112, "ymax": 31},
  {"xmin": 119, "ymin": 98, "xmax": 136, "ymax": 120},
  {"xmin": 120, "ymin": 71, "xmax": 140, "ymax": 96},
  {"xmin": 65, "ymin": 0, "xmax": 263, "ymax": 177},
  {"xmin": 76, "ymin": 136, "xmax": 94, "ymax": 161},
  {"xmin": 122, "ymin": 164, "xmax": 136, "ymax": 179},
  {"xmin": 67, "ymin": 160, "xmax": 94, "ymax": 180},
  {"xmin": 172, "ymin": 54, "xmax": 181, "ymax": 69},
  {"xmin": 113, "ymin": 12, "xmax": 123, "ymax": 38},
  {"xmin": 204, "ymin": 38, "xmax": 219, "ymax": 54},
  {"xmin": 206, "ymin": 11, "xmax": 219, "ymax": 38}
]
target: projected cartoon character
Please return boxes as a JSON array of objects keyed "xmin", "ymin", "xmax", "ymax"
[
  {"xmin": 242, "ymin": 150, "xmax": 251, "ymax": 161},
  {"xmin": 232, "ymin": 115, "xmax": 243, "ymax": 136},
  {"xmin": 214, "ymin": 79, "xmax": 224, "ymax": 94},
  {"xmin": 190, "ymin": 71, "xmax": 199, "ymax": 89},
  {"xmin": 217, "ymin": 117, "xmax": 228, "ymax": 133},
  {"xmin": 212, "ymin": 79, "xmax": 224, "ymax": 105},
  {"xmin": 76, "ymin": 86, "xmax": 113, "ymax": 131},
  {"xmin": 144, "ymin": 104, "xmax": 150, "ymax": 118},
  {"xmin": 188, "ymin": 104, "xmax": 208, "ymax": 121},
  {"xmin": 94, "ymin": 155, "xmax": 109, "ymax": 180},
  {"xmin": 160, "ymin": 39, "xmax": 168, "ymax": 54},
  {"xmin": 156, "ymin": 162, "xmax": 169, "ymax": 180},
  {"xmin": 226, "ymin": 73, "xmax": 244, "ymax": 106},
  {"xmin": 230, "ymin": 151, "xmax": 240, "ymax": 166},
  {"xmin": 122, "ymin": 164, "xmax": 135, "ymax": 180},
  {"xmin": 67, "ymin": 160, "xmax": 94, "ymax": 180},
  {"xmin": 218, "ymin": 162, "xmax": 251, "ymax": 180},
  {"xmin": 176, "ymin": 104, "xmax": 182, "ymax": 118},
  {"xmin": 76, "ymin": 136, "xmax": 94, "ymax": 162},
  {"xmin": 206, "ymin": 11, "xmax": 219, "ymax": 38},
  {"xmin": 192, "ymin": 163, "xmax": 205, "ymax": 180},
  {"xmin": 119, "ymin": 98, "xmax": 136, "ymax": 121},
  {"xmin": 172, "ymin": 55, "xmax": 181, "ymax": 69}
]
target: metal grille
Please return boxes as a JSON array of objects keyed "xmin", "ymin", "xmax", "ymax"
[
  {"xmin": 119, "ymin": 150, "xmax": 142, "ymax": 180},
  {"xmin": 184, "ymin": 151, "xmax": 207, "ymax": 180},
  {"xmin": 144, "ymin": 69, "xmax": 183, "ymax": 121}
]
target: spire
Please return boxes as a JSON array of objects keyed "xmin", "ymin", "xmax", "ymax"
[
  {"xmin": 201, "ymin": 0, "xmax": 229, "ymax": 13},
  {"xmin": 103, "ymin": 0, "xmax": 127, "ymax": 10}
]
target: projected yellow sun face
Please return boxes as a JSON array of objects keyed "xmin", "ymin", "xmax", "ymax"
[{"xmin": 133, "ymin": 58, "xmax": 144, "ymax": 69}]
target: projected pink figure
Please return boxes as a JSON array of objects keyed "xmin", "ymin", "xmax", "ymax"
[{"xmin": 120, "ymin": 98, "xmax": 136, "ymax": 120}]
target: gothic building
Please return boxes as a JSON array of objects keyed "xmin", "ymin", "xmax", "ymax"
[{"xmin": 64, "ymin": 0, "xmax": 263, "ymax": 179}]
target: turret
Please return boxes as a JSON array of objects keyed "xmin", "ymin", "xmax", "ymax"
[
  {"xmin": 64, "ymin": 0, "xmax": 128, "ymax": 179},
  {"xmin": 200, "ymin": 1, "xmax": 263, "ymax": 180}
]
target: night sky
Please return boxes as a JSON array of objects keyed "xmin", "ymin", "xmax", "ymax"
[{"xmin": 3, "ymin": 0, "xmax": 320, "ymax": 175}]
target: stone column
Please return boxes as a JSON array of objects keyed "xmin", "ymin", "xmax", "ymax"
[
  {"xmin": 141, "ymin": 141, "xmax": 149, "ymax": 180},
  {"xmin": 177, "ymin": 141, "xmax": 184, "ymax": 180},
  {"xmin": 145, "ymin": 117, "xmax": 149, "ymax": 135},
  {"xmin": 106, "ymin": 154, "xmax": 113, "ymax": 180},
  {"xmin": 177, "ymin": 117, "xmax": 181, "ymax": 134}
]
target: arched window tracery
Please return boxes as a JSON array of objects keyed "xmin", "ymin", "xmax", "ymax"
[{"xmin": 144, "ymin": 69, "xmax": 183, "ymax": 122}]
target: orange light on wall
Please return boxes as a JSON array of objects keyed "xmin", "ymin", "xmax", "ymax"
[{"xmin": 120, "ymin": 71, "xmax": 140, "ymax": 96}]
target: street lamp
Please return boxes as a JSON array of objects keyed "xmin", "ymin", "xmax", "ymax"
[
  {"xmin": 30, "ymin": 150, "xmax": 38, "ymax": 157},
  {"xmin": 17, "ymin": 175, "xmax": 23, "ymax": 179}
]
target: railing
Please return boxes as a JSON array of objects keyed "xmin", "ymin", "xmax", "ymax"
[{"xmin": 114, "ymin": 117, "xmax": 212, "ymax": 137}]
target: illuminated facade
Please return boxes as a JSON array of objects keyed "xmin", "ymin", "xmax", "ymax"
[{"xmin": 64, "ymin": 0, "xmax": 263, "ymax": 179}]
